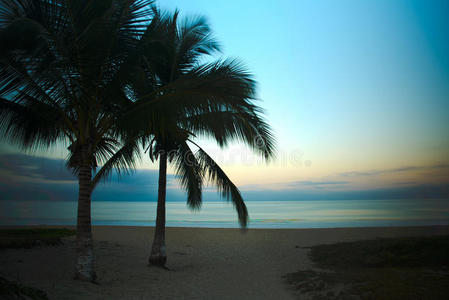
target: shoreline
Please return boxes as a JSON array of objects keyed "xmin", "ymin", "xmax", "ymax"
[{"xmin": 1, "ymin": 223, "xmax": 449, "ymax": 230}]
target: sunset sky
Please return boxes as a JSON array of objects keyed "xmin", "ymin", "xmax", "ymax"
[{"xmin": 1, "ymin": 0, "xmax": 448, "ymax": 202}]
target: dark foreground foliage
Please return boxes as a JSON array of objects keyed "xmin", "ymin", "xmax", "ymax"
[
  {"xmin": 284, "ymin": 235, "xmax": 449, "ymax": 300},
  {"xmin": 310, "ymin": 235, "xmax": 449, "ymax": 269},
  {"xmin": 0, "ymin": 228, "xmax": 75, "ymax": 249},
  {"xmin": 0, "ymin": 277, "xmax": 49, "ymax": 300}
]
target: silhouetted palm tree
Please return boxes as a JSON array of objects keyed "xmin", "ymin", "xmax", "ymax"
[
  {"xmin": 0, "ymin": 0, "xmax": 154, "ymax": 281},
  {"xmin": 139, "ymin": 8, "xmax": 275, "ymax": 267}
]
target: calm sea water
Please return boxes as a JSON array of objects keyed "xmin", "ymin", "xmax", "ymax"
[{"xmin": 1, "ymin": 199, "xmax": 448, "ymax": 228}]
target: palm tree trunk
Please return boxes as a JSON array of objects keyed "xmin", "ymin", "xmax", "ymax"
[
  {"xmin": 149, "ymin": 151, "xmax": 168, "ymax": 266},
  {"xmin": 74, "ymin": 162, "xmax": 96, "ymax": 282}
]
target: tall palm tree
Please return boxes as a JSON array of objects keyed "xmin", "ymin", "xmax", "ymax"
[
  {"xmin": 0, "ymin": 0, "xmax": 154, "ymax": 281},
  {"xmin": 137, "ymin": 9, "xmax": 275, "ymax": 266}
]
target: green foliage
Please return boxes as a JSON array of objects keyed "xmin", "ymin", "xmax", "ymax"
[
  {"xmin": 285, "ymin": 268, "xmax": 449, "ymax": 300},
  {"xmin": 285, "ymin": 235, "xmax": 449, "ymax": 300},
  {"xmin": 0, "ymin": 0, "xmax": 153, "ymax": 182},
  {"xmin": 136, "ymin": 7, "xmax": 275, "ymax": 227},
  {"xmin": 0, "ymin": 277, "xmax": 49, "ymax": 300},
  {"xmin": 0, "ymin": 228, "xmax": 75, "ymax": 249},
  {"xmin": 310, "ymin": 235, "xmax": 449, "ymax": 269},
  {"xmin": 195, "ymin": 146, "xmax": 248, "ymax": 226}
]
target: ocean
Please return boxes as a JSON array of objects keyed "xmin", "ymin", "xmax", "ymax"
[{"xmin": 1, "ymin": 199, "xmax": 448, "ymax": 228}]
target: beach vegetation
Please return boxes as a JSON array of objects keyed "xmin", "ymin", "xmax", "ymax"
[
  {"xmin": 284, "ymin": 235, "xmax": 449, "ymax": 299},
  {"xmin": 0, "ymin": 228, "xmax": 75, "ymax": 249},
  {"xmin": 0, "ymin": 277, "xmax": 49, "ymax": 300}
]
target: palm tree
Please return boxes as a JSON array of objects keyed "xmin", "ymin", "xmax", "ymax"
[
  {"xmin": 137, "ymin": 9, "xmax": 275, "ymax": 267},
  {"xmin": 0, "ymin": 0, "xmax": 154, "ymax": 281}
]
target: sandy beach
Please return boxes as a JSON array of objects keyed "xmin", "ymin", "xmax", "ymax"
[{"xmin": 1, "ymin": 225, "xmax": 449, "ymax": 300}]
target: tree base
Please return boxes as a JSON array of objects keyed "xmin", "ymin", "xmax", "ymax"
[
  {"xmin": 74, "ymin": 252, "xmax": 97, "ymax": 282},
  {"xmin": 74, "ymin": 271, "xmax": 97, "ymax": 283},
  {"xmin": 148, "ymin": 255, "xmax": 167, "ymax": 267}
]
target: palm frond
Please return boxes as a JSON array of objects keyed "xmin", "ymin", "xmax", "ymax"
[
  {"xmin": 171, "ymin": 140, "xmax": 202, "ymax": 209},
  {"xmin": 91, "ymin": 139, "xmax": 142, "ymax": 188},
  {"xmin": 131, "ymin": 59, "xmax": 256, "ymax": 118},
  {"xmin": 0, "ymin": 96, "xmax": 67, "ymax": 151},
  {"xmin": 176, "ymin": 12, "xmax": 221, "ymax": 72},
  {"xmin": 193, "ymin": 143, "xmax": 248, "ymax": 227},
  {"xmin": 0, "ymin": 0, "xmax": 155, "ymax": 186},
  {"xmin": 182, "ymin": 109, "xmax": 276, "ymax": 160}
]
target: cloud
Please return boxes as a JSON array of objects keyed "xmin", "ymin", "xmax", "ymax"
[
  {"xmin": 281, "ymin": 180, "xmax": 350, "ymax": 190},
  {"xmin": 285, "ymin": 180, "xmax": 350, "ymax": 186},
  {"xmin": 238, "ymin": 162, "xmax": 449, "ymax": 199},
  {"xmin": 0, "ymin": 152, "xmax": 181, "ymax": 186},
  {"xmin": 241, "ymin": 179, "xmax": 351, "ymax": 191},
  {"xmin": 0, "ymin": 153, "xmax": 76, "ymax": 183},
  {"xmin": 0, "ymin": 153, "xmax": 181, "ymax": 202},
  {"xmin": 338, "ymin": 164, "xmax": 449, "ymax": 177},
  {"xmin": 240, "ymin": 183, "xmax": 449, "ymax": 201},
  {"xmin": 1, "ymin": 153, "xmax": 448, "ymax": 203}
]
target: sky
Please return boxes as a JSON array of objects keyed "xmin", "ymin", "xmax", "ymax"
[{"xmin": 1, "ymin": 0, "xmax": 448, "ymax": 202}]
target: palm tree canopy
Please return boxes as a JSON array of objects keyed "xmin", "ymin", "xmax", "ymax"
[
  {"xmin": 133, "ymin": 7, "xmax": 276, "ymax": 227},
  {"xmin": 0, "ymin": 0, "xmax": 156, "ymax": 184}
]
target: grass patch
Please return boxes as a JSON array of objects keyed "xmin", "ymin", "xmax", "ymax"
[
  {"xmin": 310, "ymin": 235, "xmax": 449, "ymax": 269},
  {"xmin": 0, "ymin": 277, "xmax": 49, "ymax": 300},
  {"xmin": 0, "ymin": 228, "xmax": 75, "ymax": 249},
  {"xmin": 284, "ymin": 235, "xmax": 449, "ymax": 300}
]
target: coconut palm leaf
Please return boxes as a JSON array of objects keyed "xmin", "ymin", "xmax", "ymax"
[
  {"xmin": 91, "ymin": 138, "xmax": 142, "ymax": 188},
  {"xmin": 0, "ymin": 96, "xmax": 67, "ymax": 151},
  {"xmin": 171, "ymin": 139, "xmax": 203, "ymax": 209},
  {"xmin": 192, "ymin": 142, "xmax": 248, "ymax": 227},
  {"xmin": 182, "ymin": 109, "xmax": 275, "ymax": 160}
]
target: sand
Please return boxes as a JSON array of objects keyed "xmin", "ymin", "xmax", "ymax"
[{"xmin": 1, "ymin": 225, "xmax": 449, "ymax": 300}]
